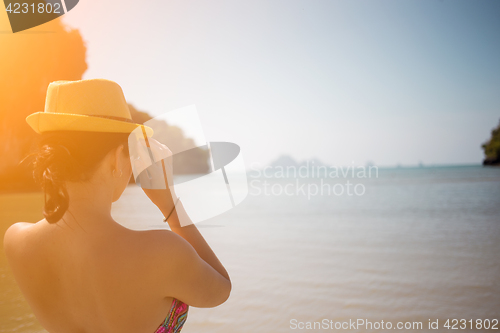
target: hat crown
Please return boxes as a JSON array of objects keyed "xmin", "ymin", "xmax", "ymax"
[
  {"xmin": 26, "ymin": 79, "xmax": 153, "ymax": 136},
  {"xmin": 45, "ymin": 79, "xmax": 132, "ymax": 120}
]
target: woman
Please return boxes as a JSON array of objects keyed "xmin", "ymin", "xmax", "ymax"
[{"xmin": 3, "ymin": 79, "xmax": 231, "ymax": 333}]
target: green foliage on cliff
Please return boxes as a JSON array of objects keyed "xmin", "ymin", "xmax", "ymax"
[{"xmin": 482, "ymin": 119, "xmax": 500, "ymax": 165}]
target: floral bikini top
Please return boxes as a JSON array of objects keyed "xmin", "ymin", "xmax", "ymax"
[{"xmin": 154, "ymin": 298, "xmax": 189, "ymax": 333}]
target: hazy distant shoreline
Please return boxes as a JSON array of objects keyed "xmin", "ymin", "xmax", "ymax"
[{"xmin": 0, "ymin": 163, "xmax": 491, "ymax": 196}]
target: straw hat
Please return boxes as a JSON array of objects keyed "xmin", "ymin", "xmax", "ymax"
[{"xmin": 26, "ymin": 79, "xmax": 153, "ymax": 136}]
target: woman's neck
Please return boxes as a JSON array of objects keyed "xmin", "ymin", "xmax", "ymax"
[{"xmin": 55, "ymin": 179, "xmax": 116, "ymax": 232}]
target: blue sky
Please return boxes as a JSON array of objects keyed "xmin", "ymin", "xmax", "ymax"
[{"xmin": 62, "ymin": 0, "xmax": 500, "ymax": 167}]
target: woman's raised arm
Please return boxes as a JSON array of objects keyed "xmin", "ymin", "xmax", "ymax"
[{"xmin": 143, "ymin": 190, "xmax": 231, "ymax": 308}]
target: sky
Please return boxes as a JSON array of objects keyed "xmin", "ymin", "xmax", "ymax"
[{"xmin": 50, "ymin": 0, "xmax": 500, "ymax": 167}]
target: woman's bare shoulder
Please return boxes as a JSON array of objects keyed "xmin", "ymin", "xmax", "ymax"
[
  {"xmin": 127, "ymin": 228, "xmax": 191, "ymax": 255},
  {"xmin": 116, "ymin": 228, "xmax": 197, "ymax": 286},
  {"xmin": 4, "ymin": 222, "xmax": 34, "ymax": 242},
  {"xmin": 128, "ymin": 228, "xmax": 231, "ymax": 307},
  {"xmin": 3, "ymin": 222, "xmax": 38, "ymax": 258},
  {"xmin": 122, "ymin": 228, "xmax": 198, "ymax": 274}
]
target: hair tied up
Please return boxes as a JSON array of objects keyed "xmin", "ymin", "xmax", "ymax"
[
  {"xmin": 32, "ymin": 131, "xmax": 130, "ymax": 223},
  {"xmin": 32, "ymin": 144, "xmax": 74, "ymax": 223}
]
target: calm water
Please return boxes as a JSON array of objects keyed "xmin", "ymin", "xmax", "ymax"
[{"xmin": 1, "ymin": 165, "xmax": 499, "ymax": 332}]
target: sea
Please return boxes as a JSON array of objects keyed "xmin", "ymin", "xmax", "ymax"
[{"xmin": 1, "ymin": 165, "xmax": 499, "ymax": 332}]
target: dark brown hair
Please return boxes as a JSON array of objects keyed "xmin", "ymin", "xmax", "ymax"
[{"xmin": 30, "ymin": 131, "xmax": 130, "ymax": 223}]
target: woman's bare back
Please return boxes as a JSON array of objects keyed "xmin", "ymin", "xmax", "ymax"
[{"xmin": 5, "ymin": 219, "xmax": 177, "ymax": 333}]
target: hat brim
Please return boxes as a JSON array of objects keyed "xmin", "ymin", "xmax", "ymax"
[{"xmin": 26, "ymin": 112, "xmax": 154, "ymax": 137}]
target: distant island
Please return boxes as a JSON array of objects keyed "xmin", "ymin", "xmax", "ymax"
[
  {"xmin": 482, "ymin": 119, "xmax": 500, "ymax": 166},
  {"xmin": 268, "ymin": 155, "xmax": 377, "ymax": 168}
]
